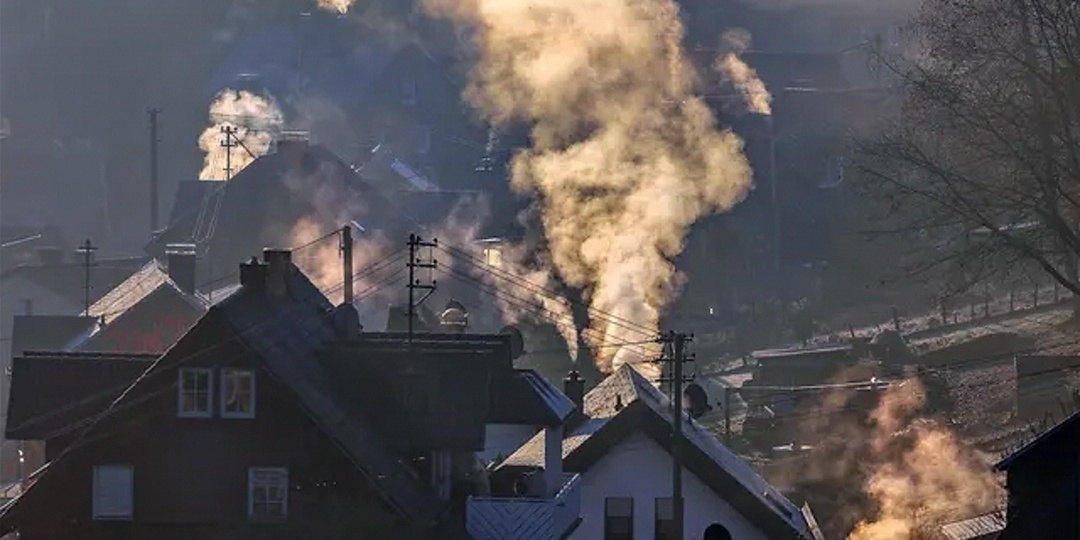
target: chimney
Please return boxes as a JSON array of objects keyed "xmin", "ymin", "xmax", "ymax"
[
  {"xmin": 36, "ymin": 246, "xmax": 64, "ymax": 265},
  {"xmin": 276, "ymin": 130, "xmax": 310, "ymax": 168},
  {"xmin": 564, "ymin": 370, "xmax": 585, "ymax": 412},
  {"xmin": 239, "ymin": 257, "xmax": 267, "ymax": 291},
  {"xmin": 263, "ymin": 248, "xmax": 292, "ymax": 297},
  {"xmin": 165, "ymin": 243, "xmax": 197, "ymax": 294}
]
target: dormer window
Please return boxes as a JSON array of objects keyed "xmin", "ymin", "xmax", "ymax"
[
  {"xmin": 401, "ymin": 79, "xmax": 417, "ymax": 106},
  {"xmin": 178, "ymin": 368, "xmax": 213, "ymax": 418},
  {"xmin": 221, "ymin": 368, "xmax": 256, "ymax": 419}
]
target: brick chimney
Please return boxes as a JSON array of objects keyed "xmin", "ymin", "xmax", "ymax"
[
  {"xmin": 165, "ymin": 243, "xmax": 197, "ymax": 294},
  {"xmin": 263, "ymin": 248, "xmax": 292, "ymax": 297},
  {"xmin": 564, "ymin": 370, "xmax": 585, "ymax": 412}
]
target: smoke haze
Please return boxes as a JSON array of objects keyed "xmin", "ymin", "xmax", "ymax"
[
  {"xmin": 317, "ymin": 0, "xmax": 358, "ymax": 14},
  {"xmin": 427, "ymin": 0, "xmax": 754, "ymax": 375},
  {"xmin": 715, "ymin": 29, "xmax": 773, "ymax": 116},
  {"xmin": 198, "ymin": 89, "xmax": 284, "ymax": 181}
]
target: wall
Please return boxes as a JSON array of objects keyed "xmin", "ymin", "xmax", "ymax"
[{"xmin": 568, "ymin": 432, "xmax": 770, "ymax": 540}]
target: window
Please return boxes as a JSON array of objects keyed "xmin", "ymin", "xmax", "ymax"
[
  {"xmin": 221, "ymin": 368, "xmax": 256, "ymax": 418},
  {"xmin": 401, "ymin": 79, "xmax": 417, "ymax": 106},
  {"xmin": 483, "ymin": 247, "xmax": 502, "ymax": 268},
  {"xmin": 249, "ymin": 467, "xmax": 288, "ymax": 520},
  {"xmin": 178, "ymin": 368, "xmax": 213, "ymax": 418},
  {"xmin": 92, "ymin": 464, "xmax": 133, "ymax": 520},
  {"xmin": 604, "ymin": 497, "xmax": 634, "ymax": 540},
  {"xmin": 655, "ymin": 497, "xmax": 677, "ymax": 540}
]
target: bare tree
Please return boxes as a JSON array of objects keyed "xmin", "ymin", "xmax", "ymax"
[{"xmin": 857, "ymin": 0, "xmax": 1080, "ymax": 305}]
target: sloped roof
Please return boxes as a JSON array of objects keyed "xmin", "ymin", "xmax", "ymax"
[
  {"xmin": 487, "ymin": 369, "xmax": 576, "ymax": 426},
  {"xmin": 500, "ymin": 365, "xmax": 816, "ymax": 540},
  {"xmin": 940, "ymin": 510, "xmax": 1006, "ymax": 540},
  {"xmin": 85, "ymin": 260, "xmax": 205, "ymax": 324},
  {"xmin": 9, "ymin": 316, "xmax": 98, "ymax": 357},
  {"xmin": 0, "ymin": 257, "xmax": 149, "ymax": 309},
  {"xmin": 4, "ymin": 351, "xmax": 156, "ymax": 441},
  {"xmin": 996, "ymin": 409, "xmax": 1080, "ymax": 471}
]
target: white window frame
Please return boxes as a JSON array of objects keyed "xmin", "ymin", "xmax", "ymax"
[
  {"xmin": 92, "ymin": 464, "xmax": 134, "ymax": 520},
  {"xmin": 220, "ymin": 368, "xmax": 256, "ymax": 419},
  {"xmin": 248, "ymin": 467, "xmax": 289, "ymax": 520},
  {"xmin": 177, "ymin": 368, "xmax": 214, "ymax": 418}
]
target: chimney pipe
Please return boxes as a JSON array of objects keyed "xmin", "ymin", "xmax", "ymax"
[
  {"xmin": 165, "ymin": 243, "xmax": 197, "ymax": 294},
  {"xmin": 239, "ymin": 257, "xmax": 267, "ymax": 291},
  {"xmin": 263, "ymin": 248, "xmax": 292, "ymax": 297},
  {"xmin": 564, "ymin": 370, "xmax": 585, "ymax": 412}
]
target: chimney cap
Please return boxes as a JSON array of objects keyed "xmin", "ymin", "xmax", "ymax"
[{"xmin": 165, "ymin": 243, "xmax": 197, "ymax": 255}]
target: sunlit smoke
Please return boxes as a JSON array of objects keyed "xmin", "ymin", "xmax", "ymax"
[
  {"xmin": 198, "ymin": 89, "xmax": 283, "ymax": 181},
  {"xmin": 316, "ymin": 0, "xmax": 356, "ymax": 14},
  {"xmin": 714, "ymin": 29, "xmax": 772, "ymax": 116},
  {"xmin": 427, "ymin": 0, "xmax": 754, "ymax": 376},
  {"xmin": 847, "ymin": 380, "xmax": 1003, "ymax": 540},
  {"xmin": 289, "ymin": 218, "xmax": 395, "ymax": 314}
]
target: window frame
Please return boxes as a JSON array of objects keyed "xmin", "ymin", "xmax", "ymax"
[
  {"xmin": 220, "ymin": 367, "xmax": 256, "ymax": 419},
  {"xmin": 177, "ymin": 367, "xmax": 214, "ymax": 418},
  {"xmin": 603, "ymin": 496, "xmax": 634, "ymax": 540},
  {"xmin": 248, "ymin": 467, "xmax": 289, "ymax": 521},
  {"xmin": 91, "ymin": 464, "xmax": 134, "ymax": 521}
]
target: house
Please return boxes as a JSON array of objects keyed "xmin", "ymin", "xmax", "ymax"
[
  {"xmin": 0, "ymin": 248, "xmax": 583, "ymax": 540},
  {"xmin": 995, "ymin": 410, "xmax": 1080, "ymax": 540},
  {"xmin": 939, "ymin": 510, "xmax": 1006, "ymax": 540},
  {"xmin": 749, "ymin": 343, "xmax": 856, "ymax": 387},
  {"xmin": 77, "ymin": 245, "xmax": 207, "ymax": 354},
  {"xmin": 496, "ymin": 366, "xmax": 823, "ymax": 540}
]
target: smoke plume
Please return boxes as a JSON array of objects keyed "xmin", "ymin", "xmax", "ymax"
[
  {"xmin": 198, "ymin": 89, "xmax": 283, "ymax": 181},
  {"xmin": 714, "ymin": 29, "xmax": 772, "ymax": 116},
  {"xmin": 427, "ymin": 0, "xmax": 754, "ymax": 375},
  {"xmin": 317, "ymin": 0, "xmax": 357, "ymax": 14},
  {"xmin": 847, "ymin": 380, "xmax": 1002, "ymax": 539}
]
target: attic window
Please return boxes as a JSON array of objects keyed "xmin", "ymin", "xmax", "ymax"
[
  {"xmin": 221, "ymin": 368, "xmax": 256, "ymax": 419},
  {"xmin": 604, "ymin": 497, "xmax": 634, "ymax": 540},
  {"xmin": 248, "ymin": 467, "xmax": 288, "ymax": 520},
  {"xmin": 178, "ymin": 368, "xmax": 213, "ymax": 418},
  {"xmin": 92, "ymin": 464, "xmax": 134, "ymax": 520},
  {"xmin": 401, "ymin": 79, "xmax": 418, "ymax": 106}
]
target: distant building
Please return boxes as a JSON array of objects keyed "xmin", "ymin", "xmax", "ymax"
[
  {"xmin": 995, "ymin": 410, "xmax": 1080, "ymax": 540},
  {"xmin": 496, "ymin": 365, "xmax": 823, "ymax": 540},
  {"xmin": 0, "ymin": 249, "xmax": 580, "ymax": 540}
]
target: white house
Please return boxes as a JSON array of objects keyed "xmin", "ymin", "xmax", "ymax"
[{"xmin": 495, "ymin": 365, "xmax": 825, "ymax": 540}]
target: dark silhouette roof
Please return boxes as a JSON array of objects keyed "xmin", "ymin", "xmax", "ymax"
[
  {"xmin": 996, "ymin": 409, "xmax": 1080, "ymax": 471},
  {"xmin": 4, "ymin": 351, "xmax": 156, "ymax": 441},
  {"xmin": 499, "ymin": 365, "xmax": 816, "ymax": 540},
  {"xmin": 9, "ymin": 316, "xmax": 98, "ymax": 357}
]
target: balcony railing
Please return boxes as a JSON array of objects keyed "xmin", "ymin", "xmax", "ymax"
[{"xmin": 466, "ymin": 473, "xmax": 582, "ymax": 540}]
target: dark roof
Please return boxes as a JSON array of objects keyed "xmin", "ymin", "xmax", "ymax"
[
  {"xmin": 4, "ymin": 351, "xmax": 156, "ymax": 441},
  {"xmin": 485, "ymin": 369, "xmax": 576, "ymax": 426},
  {"xmin": 0, "ymin": 257, "xmax": 149, "ymax": 308},
  {"xmin": 148, "ymin": 144, "xmax": 408, "ymax": 263},
  {"xmin": 996, "ymin": 409, "xmax": 1080, "ymax": 471},
  {"xmin": 9, "ymin": 316, "xmax": 98, "ymax": 357},
  {"xmin": 500, "ymin": 365, "xmax": 814, "ymax": 540}
]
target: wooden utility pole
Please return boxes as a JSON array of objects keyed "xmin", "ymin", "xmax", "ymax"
[
  {"xmin": 148, "ymin": 108, "xmax": 161, "ymax": 235},
  {"xmin": 659, "ymin": 331, "xmax": 694, "ymax": 540},
  {"xmin": 341, "ymin": 225, "xmax": 354, "ymax": 305},
  {"xmin": 77, "ymin": 239, "xmax": 98, "ymax": 314},
  {"xmin": 221, "ymin": 125, "xmax": 236, "ymax": 182},
  {"xmin": 406, "ymin": 234, "xmax": 437, "ymax": 340}
]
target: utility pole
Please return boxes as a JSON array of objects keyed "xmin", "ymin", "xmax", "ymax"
[
  {"xmin": 341, "ymin": 225, "xmax": 354, "ymax": 305},
  {"xmin": 77, "ymin": 239, "xmax": 98, "ymax": 314},
  {"xmin": 221, "ymin": 125, "xmax": 236, "ymax": 182},
  {"xmin": 768, "ymin": 116, "xmax": 781, "ymax": 280},
  {"xmin": 406, "ymin": 234, "xmax": 437, "ymax": 341},
  {"xmin": 148, "ymin": 107, "xmax": 161, "ymax": 235},
  {"xmin": 659, "ymin": 331, "xmax": 694, "ymax": 540}
]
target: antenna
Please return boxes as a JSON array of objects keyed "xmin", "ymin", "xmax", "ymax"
[
  {"xmin": 148, "ymin": 108, "xmax": 161, "ymax": 235},
  {"xmin": 76, "ymin": 239, "xmax": 98, "ymax": 314}
]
